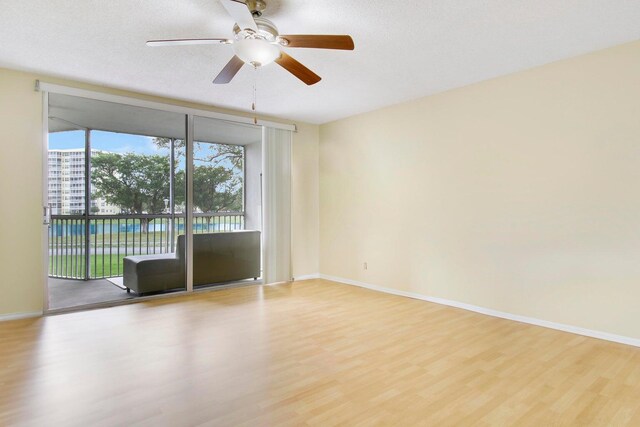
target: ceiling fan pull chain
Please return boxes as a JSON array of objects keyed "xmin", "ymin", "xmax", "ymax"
[{"xmin": 252, "ymin": 65, "xmax": 258, "ymax": 125}]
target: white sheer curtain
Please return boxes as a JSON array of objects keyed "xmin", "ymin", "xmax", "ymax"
[{"xmin": 261, "ymin": 126, "xmax": 292, "ymax": 284}]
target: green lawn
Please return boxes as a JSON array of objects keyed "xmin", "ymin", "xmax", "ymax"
[{"xmin": 49, "ymin": 254, "xmax": 129, "ymax": 279}]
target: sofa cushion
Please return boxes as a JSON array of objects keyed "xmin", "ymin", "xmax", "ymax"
[{"xmin": 124, "ymin": 253, "xmax": 181, "ymax": 275}]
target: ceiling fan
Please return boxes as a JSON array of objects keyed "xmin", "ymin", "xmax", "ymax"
[{"xmin": 147, "ymin": 0, "xmax": 354, "ymax": 86}]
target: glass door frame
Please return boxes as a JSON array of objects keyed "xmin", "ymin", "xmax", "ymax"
[{"xmin": 38, "ymin": 81, "xmax": 295, "ymax": 313}]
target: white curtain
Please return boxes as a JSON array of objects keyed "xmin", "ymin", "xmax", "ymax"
[{"xmin": 262, "ymin": 127, "xmax": 292, "ymax": 284}]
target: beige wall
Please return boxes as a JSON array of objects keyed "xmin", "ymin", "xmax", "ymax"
[
  {"xmin": 320, "ymin": 40, "xmax": 640, "ymax": 339},
  {"xmin": 0, "ymin": 67, "xmax": 319, "ymax": 316},
  {"xmin": 0, "ymin": 69, "xmax": 45, "ymax": 316}
]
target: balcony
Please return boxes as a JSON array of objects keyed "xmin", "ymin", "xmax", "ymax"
[
  {"xmin": 50, "ymin": 212, "xmax": 245, "ymax": 279},
  {"xmin": 48, "ymin": 212, "xmax": 246, "ymax": 309},
  {"xmin": 46, "ymin": 93, "xmax": 264, "ymax": 310}
]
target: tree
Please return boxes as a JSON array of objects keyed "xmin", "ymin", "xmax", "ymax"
[
  {"xmin": 192, "ymin": 165, "xmax": 242, "ymax": 213},
  {"xmin": 152, "ymin": 137, "xmax": 244, "ymax": 216},
  {"xmin": 153, "ymin": 138, "xmax": 244, "ymax": 169},
  {"xmin": 91, "ymin": 152, "xmax": 171, "ymax": 231},
  {"xmin": 91, "ymin": 152, "xmax": 242, "ymax": 233}
]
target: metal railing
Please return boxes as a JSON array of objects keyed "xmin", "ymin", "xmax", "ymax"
[{"xmin": 49, "ymin": 212, "xmax": 245, "ymax": 280}]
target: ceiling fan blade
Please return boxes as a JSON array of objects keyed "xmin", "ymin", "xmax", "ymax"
[
  {"xmin": 220, "ymin": 0, "xmax": 258, "ymax": 31},
  {"xmin": 279, "ymin": 35, "xmax": 355, "ymax": 50},
  {"xmin": 147, "ymin": 38, "xmax": 231, "ymax": 47},
  {"xmin": 213, "ymin": 55, "xmax": 245, "ymax": 84},
  {"xmin": 275, "ymin": 52, "xmax": 321, "ymax": 86}
]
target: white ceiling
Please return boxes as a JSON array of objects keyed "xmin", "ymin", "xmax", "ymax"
[{"xmin": 1, "ymin": 1, "xmax": 639, "ymax": 124}]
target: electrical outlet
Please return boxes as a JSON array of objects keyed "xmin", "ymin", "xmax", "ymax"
[{"xmin": 364, "ymin": 262, "xmax": 368, "ymax": 270}]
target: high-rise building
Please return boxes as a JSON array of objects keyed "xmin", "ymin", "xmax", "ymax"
[{"xmin": 47, "ymin": 149, "xmax": 120, "ymax": 215}]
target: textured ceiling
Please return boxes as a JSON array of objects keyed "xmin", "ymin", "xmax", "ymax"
[{"xmin": 1, "ymin": 1, "xmax": 639, "ymax": 124}]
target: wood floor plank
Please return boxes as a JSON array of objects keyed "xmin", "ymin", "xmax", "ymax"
[{"xmin": 1, "ymin": 279, "xmax": 639, "ymax": 426}]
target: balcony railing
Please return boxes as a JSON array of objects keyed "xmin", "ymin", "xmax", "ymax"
[{"xmin": 49, "ymin": 212, "xmax": 245, "ymax": 280}]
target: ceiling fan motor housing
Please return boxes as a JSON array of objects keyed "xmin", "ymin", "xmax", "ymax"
[
  {"xmin": 233, "ymin": 17, "xmax": 281, "ymax": 67},
  {"xmin": 233, "ymin": 17, "xmax": 278, "ymax": 41}
]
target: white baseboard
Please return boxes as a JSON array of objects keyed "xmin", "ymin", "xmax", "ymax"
[
  {"xmin": 319, "ymin": 274, "xmax": 640, "ymax": 348},
  {"xmin": 0, "ymin": 311, "xmax": 42, "ymax": 322},
  {"xmin": 293, "ymin": 273, "xmax": 320, "ymax": 281}
]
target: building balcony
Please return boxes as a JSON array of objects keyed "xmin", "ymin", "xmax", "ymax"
[{"xmin": 48, "ymin": 212, "xmax": 248, "ymax": 309}]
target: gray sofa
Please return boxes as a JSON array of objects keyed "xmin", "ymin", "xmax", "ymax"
[{"xmin": 123, "ymin": 230, "xmax": 261, "ymax": 295}]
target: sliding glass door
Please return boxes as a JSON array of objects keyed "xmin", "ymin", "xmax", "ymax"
[
  {"xmin": 47, "ymin": 129, "xmax": 87, "ymax": 281},
  {"xmin": 44, "ymin": 88, "xmax": 289, "ymax": 311},
  {"xmin": 190, "ymin": 116, "xmax": 263, "ymax": 288},
  {"xmin": 47, "ymin": 94, "xmax": 187, "ymax": 309}
]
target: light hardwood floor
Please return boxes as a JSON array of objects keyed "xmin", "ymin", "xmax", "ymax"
[{"xmin": 1, "ymin": 279, "xmax": 640, "ymax": 426}]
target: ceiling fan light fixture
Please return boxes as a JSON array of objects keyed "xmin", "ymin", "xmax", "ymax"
[{"xmin": 233, "ymin": 38, "xmax": 280, "ymax": 67}]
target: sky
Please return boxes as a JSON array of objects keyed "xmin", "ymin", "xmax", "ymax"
[{"xmin": 49, "ymin": 130, "xmax": 168, "ymax": 155}]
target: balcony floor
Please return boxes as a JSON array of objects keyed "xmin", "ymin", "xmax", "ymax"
[
  {"xmin": 48, "ymin": 277, "xmax": 135, "ymax": 310},
  {"xmin": 48, "ymin": 277, "xmax": 263, "ymax": 311}
]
